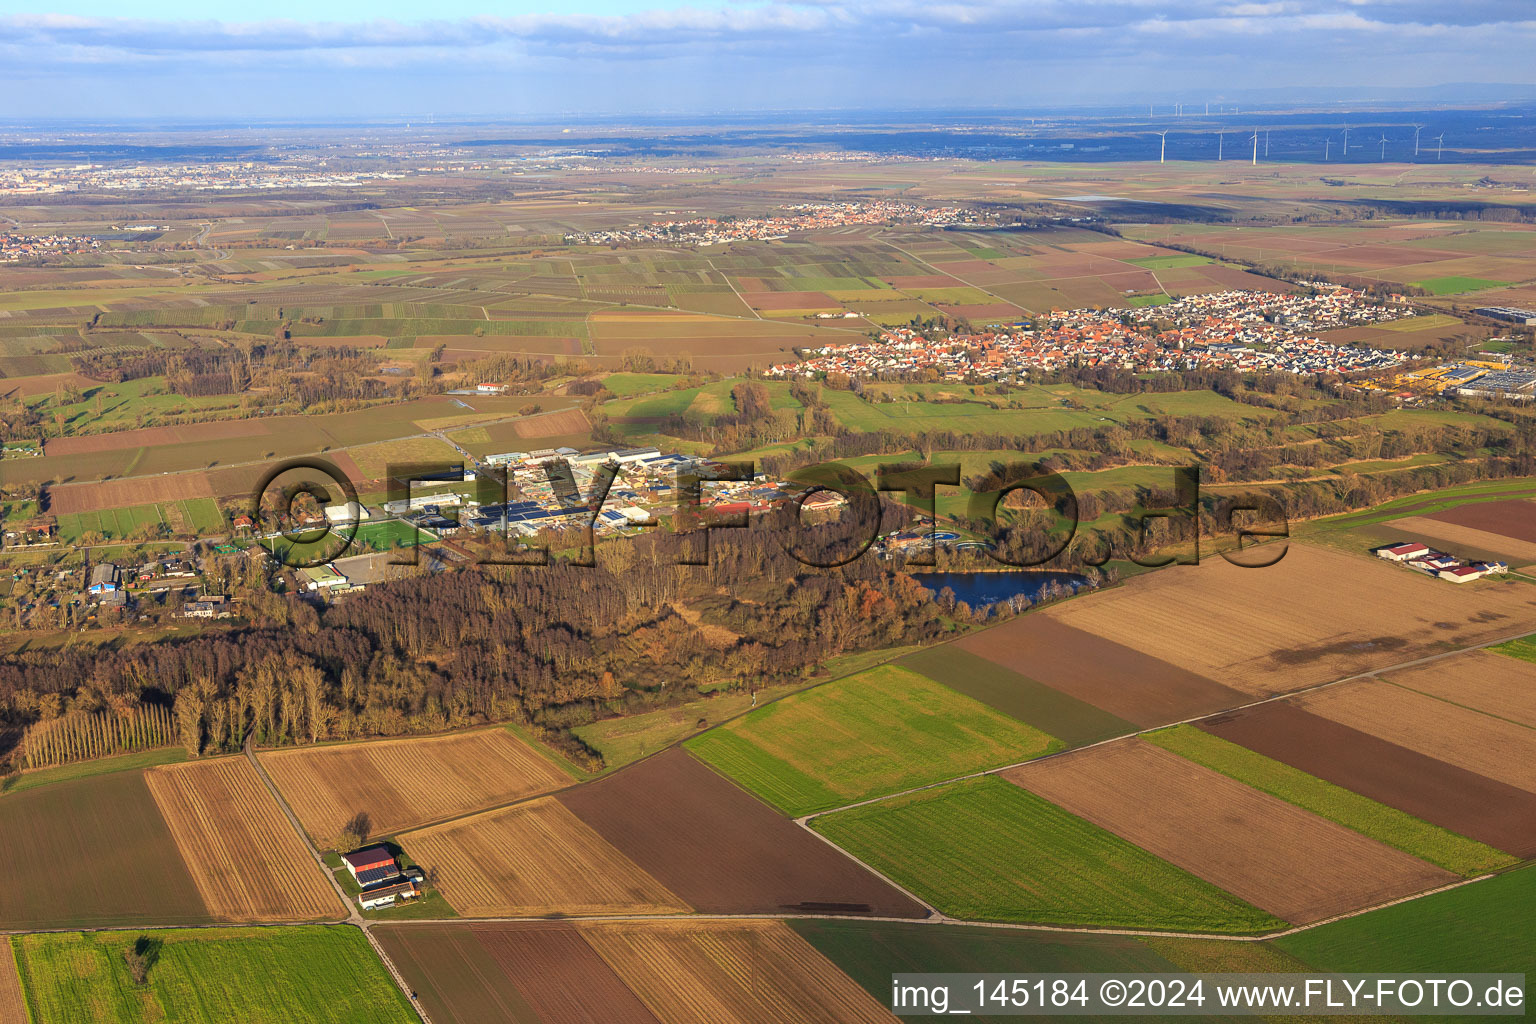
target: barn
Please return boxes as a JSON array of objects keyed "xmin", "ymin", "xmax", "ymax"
[{"xmin": 342, "ymin": 846, "xmax": 400, "ymax": 887}]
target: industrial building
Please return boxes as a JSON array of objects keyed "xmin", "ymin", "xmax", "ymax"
[{"xmin": 1474, "ymin": 306, "xmax": 1536, "ymax": 326}]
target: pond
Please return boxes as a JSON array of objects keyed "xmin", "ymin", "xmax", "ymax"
[{"xmin": 911, "ymin": 570, "xmax": 1090, "ymax": 608}]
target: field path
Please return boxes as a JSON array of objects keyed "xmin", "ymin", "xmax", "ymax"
[{"xmin": 244, "ymin": 737, "xmax": 435, "ymax": 1024}]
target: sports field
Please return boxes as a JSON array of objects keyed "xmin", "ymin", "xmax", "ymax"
[
  {"xmin": 11, "ymin": 926, "xmax": 416, "ymax": 1024},
  {"xmin": 811, "ymin": 776, "xmax": 1282, "ymax": 932},
  {"xmin": 685, "ymin": 664, "xmax": 1059, "ymax": 815}
]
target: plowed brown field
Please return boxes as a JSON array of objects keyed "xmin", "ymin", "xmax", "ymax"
[
  {"xmin": 580, "ymin": 920, "xmax": 898, "ymax": 1024},
  {"xmin": 259, "ymin": 728, "xmax": 571, "ymax": 845},
  {"xmin": 957, "ymin": 616, "xmax": 1244, "ymax": 727},
  {"xmin": 400, "ymin": 798, "xmax": 689, "ymax": 918},
  {"xmin": 377, "ymin": 923, "xmax": 661, "ymax": 1024},
  {"xmin": 0, "ymin": 943, "xmax": 26, "ymax": 1024},
  {"xmin": 145, "ymin": 758, "xmax": 343, "ymax": 922},
  {"xmin": 1385, "ymin": 516, "xmax": 1536, "ymax": 565},
  {"xmin": 1007, "ymin": 740, "xmax": 1454, "ymax": 924},
  {"xmin": 513, "ymin": 408, "xmax": 590, "ymax": 439},
  {"xmin": 44, "ymin": 419, "xmax": 270, "ymax": 456},
  {"xmin": 557, "ymin": 749, "xmax": 926, "ymax": 918},
  {"xmin": 1197, "ymin": 703, "xmax": 1536, "ymax": 857},
  {"xmin": 1045, "ymin": 544, "xmax": 1536, "ymax": 697},
  {"xmin": 1298, "ymin": 680, "xmax": 1536, "ymax": 794},
  {"xmin": 48, "ymin": 472, "xmax": 215, "ymax": 514},
  {"xmin": 1427, "ymin": 498, "xmax": 1536, "ymax": 542},
  {"xmin": 1382, "ymin": 651, "xmax": 1536, "ymax": 727}
]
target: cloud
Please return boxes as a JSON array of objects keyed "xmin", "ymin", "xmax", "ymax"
[{"xmin": 0, "ymin": 1, "xmax": 1532, "ymax": 114}]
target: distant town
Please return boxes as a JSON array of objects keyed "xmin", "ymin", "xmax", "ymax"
[
  {"xmin": 564, "ymin": 200, "xmax": 994, "ymax": 246},
  {"xmin": 770, "ymin": 288, "xmax": 1415, "ymax": 382},
  {"xmin": 1, "ymin": 231, "xmax": 101, "ymax": 261}
]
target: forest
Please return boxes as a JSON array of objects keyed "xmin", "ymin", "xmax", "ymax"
[{"xmin": 0, "ymin": 527, "xmax": 955, "ymax": 772}]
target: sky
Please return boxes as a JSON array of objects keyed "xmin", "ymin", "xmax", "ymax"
[{"xmin": 1, "ymin": 2, "xmax": 1534, "ymax": 119}]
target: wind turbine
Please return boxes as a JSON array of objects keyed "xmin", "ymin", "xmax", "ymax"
[
  {"xmin": 1156, "ymin": 130, "xmax": 1169, "ymax": 164},
  {"xmin": 1342, "ymin": 126, "xmax": 1350, "ymax": 156},
  {"xmin": 1251, "ymin": 130, "xmax": 1259, "ymax": 166},
  {"xmin": 1378, "ymin": 133, "xmax": 1389, "ymax": 161},
  {"xmin": 1218, "ymin": 130, "xmax": 1224, "ymax": 161},
  {"xmin": 1412, "ymin": 124, "xmax": 1424, "ymax": 157},
  {"xmin": 1325, "ymin": 137, "xmax": 1332, "ymax": 161},
  {"xmin": 1435, "ymin": 133, "xmax": 1445, "ymax": 160},
  {"xmin": 1264, "ymin": 130, "xmax": 1270, "ymax": 157}
]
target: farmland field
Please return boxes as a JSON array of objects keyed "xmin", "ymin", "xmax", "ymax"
[
  {"xmin": 1380, "ymin": 650, "xmax": 1536, "ymax": 727},
  {"xmin": 1424, "ymin": 496, "xmax": 1536, "ymax": 542},
  {"xmin": 258, "ymin": 727, "xmax": 573, "ymax": 845},
  {"xmin": 685, "ymin": 664, "xmax": 1059, "ymax": 815},
  {"xmin": 579, "ymin": 920, "xmax": 897, "ymax": 1024},
  {"xmin": 791, "ymin": 919, "xmax": 1177, "ymax": 1004},
  {"xmin": 377, "ymin": 922, "xmax": 662, "ymax": 1024},
  {"xmin": 399, "ymin": 798, "xmax": 689, "ymax": 917},
  {"xmin": 897, "ymin": 644, "xmax": 1136, "ymax": 746},
  {"xmin": 0, "ymin": 946, "xmax": 20, "ymax": 1024},
  {"xmin": 1275, "ymin": 864, "xmax": 1536, "ymax": 975},
  {"xmin": 1007, "ymin": 740, "xmax": 1455, "ymax": 924},
  {"xmin": 379, "ymin": 920, "xmax": 897, "ymax": 1024},
  {"xmin": 1044, "ymin": 543, "xmax": 1536, "ymax": 697},
  {"xmin": 1410, "ymin": 275, "xmax": 1506, "ymax": 294},
  {"xmin": 11, "ymin": 926, "xmax": 416, "ymax": 1024},
  {"xmin": 1198, "ymin": 701, "xmax": 1536, "ymax": 857},
  {"xmin": 145, "ymin": 757, "xmax": 343, "ymax": 922},
  {"xmin": 956, "ymin": 615, "xmax": 1244, "ymax": 727},
  {"xmin": 1297, "ymin": 679, "xmax": 1536, "ymax": 793},
  {"xmin": 811, "ymin": 775, "xmax": 1282, "ymax": 932},
  {"xmin": 1382, "ymin": 515, "xmax": 1536, "ymax": 565},
  {"xmin": 1146, "ymin": 725, "xmax": 1513, "ymax": 876},
  {"xmin": 557, "ymin": 749, "xmax": 926, "ymax": 918},
  {"xmin": 0, "ymin": 769, "xmax": 211, "ymax": 929}
]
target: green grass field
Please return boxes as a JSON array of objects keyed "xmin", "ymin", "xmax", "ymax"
[
  {"xmin": 1146, "ymin": 726, "xmax": 1514, "ymax": 877},
  {"xmin": 685, "ymin": 665, "xmax": 1060, "ymax": 815},
  {"xmin": 56, "ymin": 504, "xmax": 165, "ymax": 542},
  {"xmin": 1409, "ymin": 276, "xmax": 1507, "ymax": 295},
  {"xmin": 351, "ymin": 518, "xmax": 428, "ymax": 552},
  {"xmin": 178, "ymin": 497, "xmax": 226, "ymax": 533},
  {"xmin": 898, "ymin": 645, "xmax": 1135, "ymax": 747},
  {"xmin": 574, "ymin": 689, "xmax": 766, "ymax": 769},
  {"xmin": 1491, "ymin": 632, "xmax": 1536, "ymax": 664},
  {"xmin": 1275, "ymin": 865, "xmax": 1536, "ymax": 974},
  {"xmin": 811, "ymin": 776, "xmax": 1284, "ymax": 933},
  {"xmin": 791, "ymin": 919, "xmax": 1178, "ymax": 1006},
  {"xmin": 12, "ymin": 926, "xmax": 418, "ymax": 1024},
  {"xmin": 0, "ymin": 746, "xmax": 186, "ymax": 797},
  {"xmin": 1127, "ymin": 254, "xmax": 1212, "ymax": 270}
]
